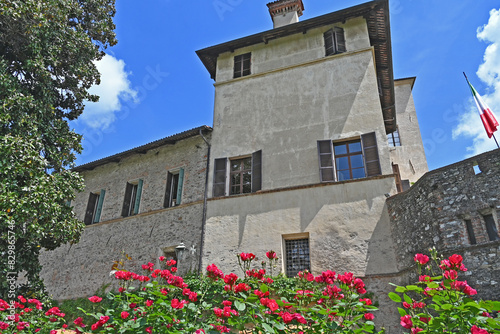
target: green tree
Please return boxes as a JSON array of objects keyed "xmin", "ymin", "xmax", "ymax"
[{"xmin": 0, "ymin": 0, "xmax": 117, "ymax": 298}]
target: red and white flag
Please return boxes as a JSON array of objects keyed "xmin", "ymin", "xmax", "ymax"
[{"xmin": 464, "ymin": 74, "xmax": 499, "ymax": 138}]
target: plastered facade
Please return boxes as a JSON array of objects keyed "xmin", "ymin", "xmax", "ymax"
[{"xmin": 390, "ymin": 78, "xmax": 428, "ymax": 183}]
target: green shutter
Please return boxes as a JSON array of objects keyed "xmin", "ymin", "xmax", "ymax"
[
  {"xmin": 176, "ymin": 168, "xmax": 184, "ymax": 205},
  {"xmin": 133, "ymin": 179, "xmax": 143, "ymax": 215},
  {"xmin": 94, "ymin": 189, "xmax": 106, "ymax": 223}
]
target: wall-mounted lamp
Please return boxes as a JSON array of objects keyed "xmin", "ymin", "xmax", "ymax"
[{"xmin": 175, "ymin": 242, "xmax": 186, "ymax": 261}]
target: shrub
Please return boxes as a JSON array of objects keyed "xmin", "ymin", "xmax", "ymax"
[
  {"xmin": 389, "ymin": 248, "xmax": 500, "ymax": 333},
  {"xmin": 0, "ymin": 251, "xmax": 378, "ymax": 333}
]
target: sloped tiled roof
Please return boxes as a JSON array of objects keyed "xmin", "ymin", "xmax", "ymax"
[{"xmin": 74, "ymin": 125, "xmax": 212, "ymax": 172}]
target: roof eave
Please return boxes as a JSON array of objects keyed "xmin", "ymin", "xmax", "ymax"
[{"xmin": 73, "ymin": 125, "xmax": 212, "ymax": 172}]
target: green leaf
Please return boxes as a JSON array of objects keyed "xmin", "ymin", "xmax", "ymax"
[
  {"xmin": 441, "ymin": 303, "xmax": 453, "ymax": 310},
  {"xmin": 406, "ymin": 285, "xmax": 421, "ymax": 291},
  {"xmin": 395, "ymin": 286, "xmax": 407, "ymax": 293},
  {"xmin": 389, "ymin": 292, "xmax": 402, "ymax": 303},
  {"xmin": 234, "ymin": 300, "xmax": 246, "ymax": 311},
  {"xmin": 262, "ymin": 323, "xmax": 274, "ymax": 333},
  {"xmin": 398, "ymin": 307, "xmax": 407, "ymax": 317},
  {"xmin": 403, "ymin": 293, "xmax": 412, "ymax": 304},
  {"xmin": 260, "ymin": 283, "xmax": 269, "ymax": 293}
]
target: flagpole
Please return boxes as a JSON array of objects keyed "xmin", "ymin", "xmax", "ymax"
[{"xmin": 493, "ymin": 134, "xmax": 500, "ymax": 148}]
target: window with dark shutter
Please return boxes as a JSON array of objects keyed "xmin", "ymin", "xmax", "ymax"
[
  {"xmin": 483, "ymin": 214, "xmax": 500, "ymax": 241},
  {"xmin": 93, "ymin": 189, "xmax": 106, "ymax": 223},
  {"xmin": 251, "ymin": 150, "xmax": 262, "ymax": 192},
  {"xmin": 164, "ymin": 170, "xmax": 183, "ymax": 208},
  {"xmin": 133, "ymin": 179, "xmax": 143, "ymax": 215},
  {"xmin": 234, "ymin": 53, "xmax": 251, "ymax": 78},
  {"xmin": 317, "ymin": 140, "xmax": 335, "ymax": 182},
  {"xmin": 324, "ymin": 27, "xmax": 346, "ymax": 56},
  {"xmin": 465, "ymin": 220, "xmax": 476, "ymax": 245},
  {"xmin": 176, "ymin": 168, "xmax": 184, "ymax": 206},
  {"xmin": 213, "ymin": 158, "xmax": 227, "ymax": 197},
  {"xmin": 361, "ymin": 132, "xmax": 382, "ymax": 177},
  {"xmin": 84, "ymin": 192, "xmax": 99, "ymax": 225},
  {"xmin": 122, "ymin": 180, "xmax": 143, "ymax": 217},
  {"xmin": 122, "ymin": 182, "xmax": 134, "ymax": 217}
]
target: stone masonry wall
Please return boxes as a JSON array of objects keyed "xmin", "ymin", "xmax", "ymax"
[
  {"xmin": 40, "ymin": 134, "xmax": 210, "ymax": 300},
  {"xmin": 386, "ymin": 148, "xmax": 500, "ymax": 297}
]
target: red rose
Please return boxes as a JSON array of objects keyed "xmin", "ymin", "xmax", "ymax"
[
  {"xmin": 364, "ymin": 313, "xmax": 374, "ymax": 320},
  {"xmin": 449, "ymin": 254, "xmax": 463, "ymax": 266},
  {"xmin": 400, "ymin": 315, "xmax": 413, "ymax": 329},
  {"xmin": 121, "ymin": 311, "xmax": 129, "ymax": 319},
  {"xmin": 360, "ymin": 298, "xmax": 372, "ymax": 305},
  {"xmin": 88, "ymin": 296, "xmax": 102, "ymax": 303},
  {"xmin": 145, "ymin": 327, "xmax": 152, "ymax": 333},
  {"xmin": 471, "ymin": 325, "xmax": 489, "ymax": 334},
  {"xmin": 266, "ymin": 251, "xmax": 277, "ymax": 259},
  {"xmin": 414, "ymin": 253, "xmax": 429, "ymax": 265},
  {"xmin": 411, "ymin": 328, "xmax": 423, "ymax": 334}
]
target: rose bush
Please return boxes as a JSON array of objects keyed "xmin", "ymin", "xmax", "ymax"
[
  {"xmin": 0, "ymin": 251, "xmax": 378, "ymax": 333},
  {"xmin": 389, "ymin": 248, "xmax": 500, "ymax": 333}
]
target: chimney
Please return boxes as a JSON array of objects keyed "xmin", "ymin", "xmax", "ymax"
[{"xmin": 267, "ymin": 0, "xmax": 304, "ymax": 29}]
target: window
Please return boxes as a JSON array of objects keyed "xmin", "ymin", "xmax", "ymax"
[
  {"xmin": 164, "ymin": 169, "xmax": 184, "ymax": 208},
  {"xmin": 387, "ymin": 128, "xmax": 401, "ymax": 147},
  {"xmin": 213, "ymin": 150, "xmax": 262, "ymax": 197},
  {"xmin": 284, "ymin": 235, "xmax": 310, "ymax": 278},
  {"xmin": 465, "ymin": 219, "xmax": 477, "ymax": 245},
  {"xmin": 324, "ymin": 27, "xmax": 346, "ymax": 56},
  {"xmin": 84, "ymin": 190, "xmax": 105, "ymax": 225},
  {"xmin": 122, "ymin": 179, "xmax": 143, "ymax": 217},
  {"xmin": 317, "ymin": 132, "xmax": 381, "ymax": 182},
  {"xmin": 483, "ymin": 214, "xmax": 499, "ymax": 241},
  {"xmin": 234, "ymin": 53, "xmax": 251, "ymax": 78}
]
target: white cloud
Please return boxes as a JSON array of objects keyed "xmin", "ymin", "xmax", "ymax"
[
  {"xmin": 80, "ymin": 54, "xmax": 138, "ymax": 129},
  {"xmin": 452, "ymin": 8, "xmax": 500, "ymax": 155}
]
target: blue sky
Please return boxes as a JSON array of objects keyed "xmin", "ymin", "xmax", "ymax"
[{"xmin": 72, "ymin": 0, "xmax": 500, "ymax": 171}]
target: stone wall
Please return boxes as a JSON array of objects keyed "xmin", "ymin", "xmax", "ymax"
[
  {"xmin": 40, "ymin": 134, "xmax": 210, "ymax": 300},
  {"xmin": 386, "ymin": 148, "xmax": 500, "ymax": 294}
]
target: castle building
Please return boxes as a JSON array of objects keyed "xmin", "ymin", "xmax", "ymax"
[{"xmin": 40, "ymin": 0, "xmax": 499, "ymax": 331}]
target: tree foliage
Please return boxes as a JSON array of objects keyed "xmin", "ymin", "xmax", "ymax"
[{"xmin": 0, "ymin": 0, "xmax": 117, "ymax": 297}]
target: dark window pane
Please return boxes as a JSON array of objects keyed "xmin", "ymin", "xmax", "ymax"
[
  {"xmin": 350, "ymin": 154, "xmax": 364, "ymax": 168},
  {"xmin": 285, "ymin": 238, "xmax": 310, "ymax": 278},
  {"xmin": 231, "ymin": 161, "xmax": 240, "ymax": 171},
  {"xmin": 242, "ymin": 184, "xmax": 251, "ymax": 193},
  {"xmin": 334, "ymin": 144, "xmax": 348, "ymax": 155},
  {"xmin": 232, "ymin": 173, "xmax": 240, "ymax": 185},
  {"xmin": 231, "ymin": 186, "xmax": 240, "ymax": 195},
  {"xmin": 243, "ymin": 172, "xmax": 251, "ymax": 184},
  {"xmin": 243, "ymin": 158, "xmax": 252, "ymax": 170}
]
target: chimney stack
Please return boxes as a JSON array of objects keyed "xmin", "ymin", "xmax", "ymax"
[{"xmin": 267, "ymin": 0, "xmax": 304, "ymax": 29}]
